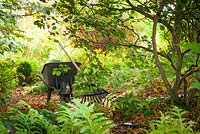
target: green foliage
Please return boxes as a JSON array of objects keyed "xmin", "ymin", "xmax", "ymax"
[
  {"xmin": 38, "ymin": 109, "xmax": 57, "ymax": 124},
  {"xmin": 10, "ymin": 101, "xmax": 59, "ymax": 134},
  {"xmin": 116, "ymin": 93, "xmax": 140, "ymax": 118},
  {"xmin": 9, "ymin": 99, "xmax": 114, "ymax": 134},
  {"xmin": 50, "ymin": 0, "xmax": 200, "ymax": 106},
  {"xmin": 0, "ymin": 121, "xmax": 8, "ymax": 134},
  {"xmin": 28, "ymin": 60, "xmax": 42, "ymax": 83},
  {"xmin": 116, "ymin": 93, "xmax": 158, "ymax": 118},
  {"xmin": 29, "ymin": 82, "xmax": 48, "ymax": 93},
  {"xmin": 0, "ymin": 0, "xmax": 26, "ymax": 54},
  {"xmin": 95, "ymin": 93, "xmax": 120, "ymax": 118},
  {"xmin": 53, "ymin": 0, "xmax": 132, "ymax": 49},
  {"xmin": 138, "ymin": 97, "xmax": 158, "ymax": 115},
  {"xmin": 57, "ymin": 98, "xmax": 114, "ymax": 134},
  {"xmin": 145, "ymin": 106, "xmax": 197, "ymax": 134},
  {"xmin": 52, "ymin": 64, "xmax": 70, "ymax": 77},
  {"xmin": 0, "ymin": 59, "xmax": 17, "ymax": 105},
  {"xmin": 16, "ymin": 61, "xmax": 33, "ymax": 86},
  {"xmin": 73, "ymin": 48, "xmax": 158, "ymax": 93},
  {"xmin": 191, "ymin": 72, "xmax": 200, "ymax": 89},
  {"xmin": 182, "ymin": 42, "xmax": 200, "ymax": 53},
  {"xmin": 191, "ymin": 81, "xmax": 200, "ymax": 89},
  {"xmin": 17, "ymin": 61, "xmax": 32, "ymax": 76}
]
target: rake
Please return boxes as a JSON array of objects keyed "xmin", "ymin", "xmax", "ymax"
[
  {"xmin": 56, "ymin": 39, "xmax": 109, "ymax": 103},
  {"xmin": 81, "ymin": 88, "xmax": 109, "ymax": 103}
]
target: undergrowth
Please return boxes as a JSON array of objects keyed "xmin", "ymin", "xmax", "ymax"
[
  {"xmin": 7, "ymin": 98, "xmax": 114, "ymax": 134},
  {"xmin": 144, "ymin": 106, "xmax": 199, "ymax": 134}
]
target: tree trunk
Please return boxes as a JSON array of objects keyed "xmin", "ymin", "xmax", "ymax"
[
  {"xmin": 170, "ymin": 1, "xmax": 185, "ymax": 104},
  {"xmin": 151, "ymin": 0, "xmax": 184, "ymax": 105}
]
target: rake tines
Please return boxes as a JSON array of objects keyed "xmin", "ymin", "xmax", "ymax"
[{"xmin": 81, "ymin": 88, "xmax": 109, "ymax": 103}]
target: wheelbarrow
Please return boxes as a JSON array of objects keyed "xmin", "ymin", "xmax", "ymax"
[
  {"xmin": 38, "ymin": 40, "xmax": 109, "ymax": 103},
  {"xmin": 38, "ymin": 61, "xmax": 81, "ymax": 102}
]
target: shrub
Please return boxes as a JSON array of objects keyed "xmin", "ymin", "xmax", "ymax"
[
  {"xmin": 0, "ymin": 59, "xmax": 17, "ymax": 105},
  {"xmin": 17, "ymin": 61, "xmax": 32, "ymax": 76},
  {"xmin": 16, "ymin": 61, "xmax": 32, "ymax": 86},
  {"xmin": 30, "ymin": 82, "xmax": 47, "ymax": 93}
]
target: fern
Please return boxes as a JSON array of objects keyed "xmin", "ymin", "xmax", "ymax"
[
  {"xmin": 145, "ymin": 106, "xmax": 197, "ymax": 134},
  {"xmin": 57, "ymin": 105, "xmax": 81, "ymax": 134},
  {"xmin": 57, "ymin": 98, "xmax": 114, "ymax": 134},
  {"xmin": 10, "ymin": 101, "xmax": 59, "ymax": 134},
  {"xmin": 9, "ymin": 99, "xmax": 114, "ymax": 134},
  {"xmin": 100, "ymin": 93, "xmax": 120, "ymax": 117},
  {"xmin": 0, "ymin": 121, "xmax": 8, "ymax": 134}
]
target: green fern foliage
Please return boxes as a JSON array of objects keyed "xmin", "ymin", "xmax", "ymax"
[
  {"xmin": 0, "ymin": 121, "xmax": 8, "ymax": 134},
  {"xmin": 10, "ymin": 99, "xmax": 114, "ymax": 134},
  {"xmin": 97, "ymin": 93, "xmax": 120, "ymax": 118},
  {"xmin": 10, "ymin": 101, "xmax": 59, "ymax": 134},
  {"xmin": 145, "ymin": 106, "xmax": 198, "ymax": 134},
  {"xmin": 57, "ymin": 98, "xmax": 114, "ymax": 134}
]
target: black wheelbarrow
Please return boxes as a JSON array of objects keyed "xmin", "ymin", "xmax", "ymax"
[{"xmin": 38, "ymin": 62, "xmax": 81, "ymax": 102}]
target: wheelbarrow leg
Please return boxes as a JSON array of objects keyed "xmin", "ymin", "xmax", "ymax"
[{"xmin": 47, "ymin": 87, "xmax": 53, "ymax": 102}]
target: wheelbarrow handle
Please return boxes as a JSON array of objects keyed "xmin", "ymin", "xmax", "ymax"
[
  {"xmin": 37, "ymin": 74, "xmax": 57, "ymax": 91},
  {"xmin": 36, "ymin": 74, "xmax": 48, "ymax": 87},
  {"xmin": 37, "ymin": 74, "xmax": 58, "ymax": 102}
]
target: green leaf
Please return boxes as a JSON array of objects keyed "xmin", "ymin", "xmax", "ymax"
[
  {"xmin": 162, "ymin": 11, "xmax": 168, "ymax": 17},
  {"xmin": 0, "ymin": 121, "xmax": 8, "ymax": 134},
  {"xmin": 52, "ymin": 26, "xmax": 57, "ymax": 30},
  {"xmin": 181, "ymin": 42, "xmax": 200, "ymax": 53},
  {"xmin": 160, "ymin": 25, "xmax": 165, "ymax": 31},
  {"xmin": 191, "ymin": 81, "xmax": 200, "ymax": 89},
  {"xmin": 46, "ymin": 9, "xmax": 50, "ymax": 15},
  {"xmin": 80, "ymin": 126, "xmax": 90, "ymax": 133}
]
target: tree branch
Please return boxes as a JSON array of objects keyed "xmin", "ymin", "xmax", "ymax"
[
  {"xmin": 125, "ymin": 0, "xmax": 173, "ymax": 32},
  {"xmin": 181, "ymin": 53, "xmax": 199, "ymax": 80}
]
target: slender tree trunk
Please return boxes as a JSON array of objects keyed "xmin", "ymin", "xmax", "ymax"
[
  {"xmin": 170, "ymin": 1, "xmax": 184, "ymax": 104},
  {"xmin": 170, "ymin": 30, "xmax": 182, "ymax": 104},
  {"xmin": 152, "ymin": 16, "xmax": 172, "ymax": 92},
  {"xmin": 151, "ymin": 0, "xmax": 182, "ymax": 104},
  {"xmin": 151, "ymin": 2, "xmax": 170, "ymax": 84}
]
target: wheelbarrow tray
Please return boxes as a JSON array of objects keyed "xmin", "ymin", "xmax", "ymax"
[{"xmin": 41, "ymin": 62, "xmax": 81, "ymax": 87}]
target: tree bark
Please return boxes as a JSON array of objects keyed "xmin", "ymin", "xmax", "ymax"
[
  {"xmin": 151, "ymin": 0, "xmax": 181, "ymax": 104},
  {"xmin": 152, "ymin": 15, "xmax": 173, "ymax": 98}
]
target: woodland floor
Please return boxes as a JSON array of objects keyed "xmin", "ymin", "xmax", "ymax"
[{"xmin": 0, "ymin": 86, "xmax": 200, "ymax": 134}]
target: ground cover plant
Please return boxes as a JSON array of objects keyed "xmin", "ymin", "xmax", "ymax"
[
  {"xmin": 5, "ymin": 99, "xmax": 114, "ymax": 134},
  {"xmin": 144, "ymin": 106, "xmax": 199, "ymax": 134}
]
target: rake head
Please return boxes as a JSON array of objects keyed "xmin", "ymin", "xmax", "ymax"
[{"xmin": 81, "ymin": 88, "xmax": 109, "ymax": 103}]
